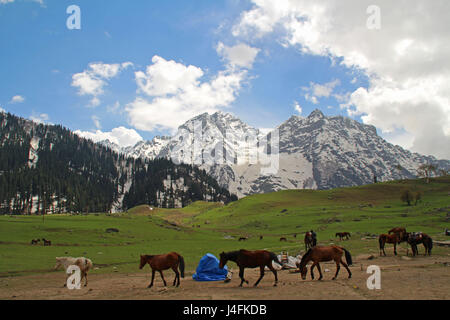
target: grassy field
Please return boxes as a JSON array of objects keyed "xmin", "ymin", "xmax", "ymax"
[{"xmin": 0, "ymin": 177, "xmax": 449, "ymax": 278}]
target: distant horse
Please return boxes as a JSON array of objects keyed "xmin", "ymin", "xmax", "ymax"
[
  {"xmin": 238, "ymin": 237, "xmax": 248, "ymax": 241},
  {"xmin": 54, "ymin": 257, "xmax": 93, "ymax": 287},
  {"xmin": 293, "ymin": 234, "xmax": 297, "ymax": 238},
  {"xmin": 378, "ymin": 233, "xmax": 402, "ymax": 256},
  {"xmin": 42, "ymin": 238, "xmax": 51, "ymax": 246},
  {"xmin": 388, "ymin": 227, "xmax": 407, "ymax": 244},
  {"xmin": 139, "ymin": 252, "xmax": 185, "ymax": 288},
  {"xmin": 219, "ymin": 249, "xmax": 283, "ymax": 287},
  {"xmin": 304, "ymin": 232, "xmax": 315, "ymax": 250},
  {"xmin": 335, "ymin": 232, "xmax": 351, "ymax": 241},
  {"xmin": 406, "ymin": 233, "xmax": 433, "ymax": 256},
  {"xmin": 31, "ymin": 239, "xmax": 40, "ymax": 245},
  {"xmin": 280, "ymin": 237, "xmax": 287, "ymax": 242},
  {"xmin": 259, "ymin": 235, "xmax": 263, "ymax": 240},
  {"xmin": 298, "ymin": 246, "xmax": 352, "ymax": 281}
]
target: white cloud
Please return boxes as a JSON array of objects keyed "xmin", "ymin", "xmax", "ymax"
[
  {"xmin": 216, "ymin": 42, "xmax": 260, "ymax": 69},
  {"xmin": 302, "ymin": 79, "xmax": 340, "ymax": 105},
  {"xmin": 233, "ymin": 0, "xmax": 450, "ymax": 159},
  {"xmin": 91, "ymin": 115, "xmax": 101, "ymax": 129},
  {"xmin": 127, "ymin": 55, "xmax": 247, "ymax": 132},
  {"xmin": 0, "ymin": 0, "xmax": 15, "ymax": 4},
  {"xmin": 30, "ymin": 112, "xmax": 49, "ymax": 124},
  {"xmin": 72, "ymin": 62, "xmax": 133, "ymax": 107},
  {"xmin": 74, "ymin": 126, "xmax": 143, "ymax": 147},
  {"xmin": 294, "ymin": 101, "xmax": 302, "ymax": 115},
  {"xmin": 10, "ymin": 95, "xmax": 25, "ymax": 104}
]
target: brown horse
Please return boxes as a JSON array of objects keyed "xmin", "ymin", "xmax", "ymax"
[
  {"xmin": 219, "ymin": 249, "xmax": 283, "ymax": 287},
  {"xmin": 298, "ymin": 246, "xmax": 352, "ymax": 281},
  {"xmin": 238, "ymin": 237, "xmax": 248, "ymax": 241},
  {"xmin": 406, "ymin": 232, "xmax": 433, "ymax": 256},
  {"xmin": 139, "ymin": 252, "xmax": 185, "ymax": 288},
  {"xmin": 388, "ymin": 227, "xmax": 407, "ymax": 244},
  {"xmin": 280, "ymin": 237, "xmax": 287, "ymax": 242},
  {"xmin": 335, "ymin": 232, "xmax": 351, "ymax": 241},
  {"xmin": 31, "ymin": 239, "xmax": 40, "ymax": 245},
  {"xmin": 42, "ymin": 238, "xmax": 51, "ymax": 246},
  {"xmin": 378, "ymin": 233, "xmax": 403, "ymax": 256},
  {"xmin": 304, "ymin": 232, "xmax": 315, "ymax": 250}
]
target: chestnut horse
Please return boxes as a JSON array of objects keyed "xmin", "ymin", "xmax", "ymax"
[
  {"xmin": 304, "ymin": 232, "xmax": 315, "ymax": 250},
  {"xmin": 406, "ymin": 232, "xmax": 433, "ymax": 256},
  {"xmin": 335, "ymin": 232, "xmax": 351, "ymax": 241},
  {"xmin": 378, "ymin": 233, "xmax": 403, "ymax": 256},
  {"xmin": 219, "ymin": 249, "xmax": 283, "ymax": 287},
  {"xmin": 298, "ymin": 246, "xmax": 352, "ymax": 281},
  {"xmin": 388, "ymin": 227, "xmax": 406, "ymax": 244},
  {"xmin": 139, "ymin": 252, "xmax": 185, "ymax": 288}
]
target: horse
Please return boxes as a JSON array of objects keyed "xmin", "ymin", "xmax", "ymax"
[
  {"xmin": 378, "ymin": 233, "xmax": 403, "ymax": 256},
  {"xmin": 219, "ymin": 249, "xmax": 283, "ymax": 287},
  {"xmin": 280, "ymin": 237, "xmax": 287, "ymax": 242},
  {"xmin": 54, "ymin": 257, "xmax": 93, "ymax": 287},
  {"xmin": 259, "ymin": 235, "xmax": 263, "ymax": 240},
  {"xmin": 406, "ymin": 232, "xmax": 433, "ymax": 256},
  {"xmin": 238, "ymin": 237, "xmax": 248, "ymax": 241},
  {"xmin": 304, "ymin": 232, "xmax": 315, "ymax": 250},
  {"xmin": 388, "ymin": 227, "xmax": 407, "ymax": 244},
  {"xmin": 335, "ymin": 232, "xmax": 351, "ymax": 241},
  {"xmin": 139, "ymin": 252, "xmax": 185, "ymax": 288},
  {"xmin": 298, "ymin": 246, "xmax": 352, "ymax": 281},
  {"xmin": 42, "ymin": 238, "xmax": 51, "ymax": 246},
  {"xmin": 31, "ymin": 239, "xmax": 40, "ymax": 245}
]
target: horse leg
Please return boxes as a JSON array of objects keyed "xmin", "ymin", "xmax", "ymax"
[
  {"xmin": 159, "ymin": 271, "xmax": 167, "ymax": 286},
  {"xmin": 267, "ymin": 264, "xmax": 278, "ymax": 287},
  {"xmin": 84, "ymin": 272, "xmax": 88, "ymax": 287},
  {"xmin": 310, "ymin": 263, "xmax": 316, "ymax": 280},
  {"xmin": 172, "ymin": 266, "xmax": 180, "ymax": 287},
  {"xmin": 253, "ymin": 266, "xmax": 265, "ymax": 287},
  {"xmin": 238, "ymin": 267, "xmax": 248, "ymax": 287},
  {"xmin": 316, "ymin": 263, "xmax": 323, "ymax": 281},
  {"xmin": 340, "ymin": 258, "xmax": 351, "ymax": 279},
  {"xmin": 393, "ymin": 242, "xmax": 397, "ymax": 255},
  {"xmin": 148, "ymin": 269, "xmax": 155, "ymax": 288}
]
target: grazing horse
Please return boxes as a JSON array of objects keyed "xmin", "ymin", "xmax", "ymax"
[
  {"xmin": 139, "ymin": 252, "xmax": 185, "ymax": 288},
  {"xmin": 378, "ymin": 233, "xmax": 403, "ymax": 256},
  {"xmin": 298, "ymin": 246, "xmax": 352, "ymax": 281},
  {"xmin": 54, "ymin": 257, "xmax": 93, "ymax": 287},
  {"xmin": 406, "ymin": 232, "xmax": 433, "ymax": 256},
  {"xmin": 219, "ymin": 249, "xmax": 283, "ymax": 287},
  {"xmin": 388, "ymin": 227, "xmax": 407, "ymax": 244},
  {"xmin": 238, "ymin": 237, "xmax": 248, "ymax": 241},
  {"xmin": 42, "ymin": 238, "xmax": 51, "ymax": 246},
  {"xmin": 31, "ymin": 239, "xmax": 40, "ymax": 245},
  {"xmin": 335, "ymin": 232, "xmax": 351, "ymax": 241},
  {"xmin": 280, "ymin": 237, "xmax": 287, "ymax": 242},
  {"xmin": 304, "ymin": 232, "xmax": 315, "ymax": 250}
]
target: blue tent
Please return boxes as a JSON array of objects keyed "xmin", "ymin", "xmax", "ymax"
[{"xmin": 192, "ymin": 253, "xmax": 228, "ymax": 281}]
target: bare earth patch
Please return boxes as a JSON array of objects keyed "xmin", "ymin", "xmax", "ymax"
[{"xmin": 0, "ymin": 254, "xmax": 449, "ymax": 300}]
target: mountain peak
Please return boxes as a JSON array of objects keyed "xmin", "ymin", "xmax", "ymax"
[{"xmin": 307, "ymin": 109, "xmax": 325, "ymax": 121}]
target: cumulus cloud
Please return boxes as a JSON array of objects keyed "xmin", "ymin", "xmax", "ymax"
[
  {"xmin": 233, "ymin": 0, "xmax": 450, "ymax": 159},
  {"xmin": 74, "ymin": 126, "xmax": 143, "ymax": 147},
  {"xmin": 294, "ymin": 101, "xmax": 302, "ymax": 115},
  {"xmin": 216, "ymin": 42, "xmax": 260, "ymax": 69},
  {"xmin": 127, "ymin": 55, "xmax": 248, "ymax": 132},
  {"xmin": 72, "ymin": 62, "xmax": 133, "ymax": 107},
  {"xmin": 10, "ymin": 95, "xmax": 25, "ymax": 104},
  {"xmin": 29, "ymin": 112, "xmax": 49, "ymax": 124},
  {"xmin": 302, "ymin": 79, "xmax": 340, "ymax": 105}
]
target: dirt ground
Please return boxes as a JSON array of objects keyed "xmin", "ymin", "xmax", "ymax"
[{"xmin": 1, "ymin": 250, "xmax": 449, "ymax": 300}]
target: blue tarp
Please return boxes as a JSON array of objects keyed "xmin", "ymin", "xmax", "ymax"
[{"xmin": 192, "ymin": 253, "xmax": 228, "ymax": 281}]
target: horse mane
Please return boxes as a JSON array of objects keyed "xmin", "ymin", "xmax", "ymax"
[
  {"xmin": 224, "ymin": 251, "xmax": 240, "ymax": 262},
  {"xmin": 299, "ymin": 249, "xmax": 313, "ymax": 268}
]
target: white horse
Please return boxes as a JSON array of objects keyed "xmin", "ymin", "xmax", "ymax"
[{"xmin": 54, "ymin": 257, "xmax": 93, "ymax": 287}]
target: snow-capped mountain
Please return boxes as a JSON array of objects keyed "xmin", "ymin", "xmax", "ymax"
[{"xmin": 103, "ymin": 110, "xmax": 450, "ymax": 198}]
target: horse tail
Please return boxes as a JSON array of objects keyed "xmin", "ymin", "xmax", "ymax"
[
  {"xmin": 270, "ymin": 252, "xmax": 283, "ymax": 267},
  {"xmin": 343, "ymin": 248, "xmax": 353, "ymax": 266},
  {"xmin": 378, "ymin": 235, "xmax": 384, "ymax": 249},
  {"xmin": 178, "ymin": 255, "xmax": 185, "ymax": 278}
]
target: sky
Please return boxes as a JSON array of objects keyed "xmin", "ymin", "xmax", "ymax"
[{"xmin": 1, "ymin": 0, "xmax": 449, "ymax": 159}]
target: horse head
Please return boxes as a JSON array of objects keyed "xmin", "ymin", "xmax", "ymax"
[
  {"xmin": 300, "ymin": 264, "xmax": 308, "ymax": 280},
  {"xmin": 219, "ymin": 252, "xmax": 227, "ymax": 269},
  {"xmin": 139, "ymin": 255, "xmax": 148, "ymax": 269}
]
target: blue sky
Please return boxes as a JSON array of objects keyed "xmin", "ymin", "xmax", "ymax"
[{"xmin": 1, "ymin": 0, "xmax": 449, "ymax": 159}]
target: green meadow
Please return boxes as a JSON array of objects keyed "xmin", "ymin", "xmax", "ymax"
[{"xmin": 0, "ymin": 177, "xmax": 449, "ymax": 277}]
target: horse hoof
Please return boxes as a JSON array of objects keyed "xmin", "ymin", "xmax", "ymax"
[{"xmin": 332, "ymin": 277, "xmax": 336, "ymax": 280}]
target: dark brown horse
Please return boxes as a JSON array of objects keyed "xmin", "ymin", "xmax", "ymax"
[
  {"xmin": 42, "ymin": 238, "xmax": 51, "ymax": 246},
  {"xmin": 335, "ymin": 232, "xmax": 351, "ymax": 241},
  {"xmin": 406, "ymin": 232, "xmax": 433, "ymax": 256},
  {"xmin": 298, "ymin": 246, "xmax": 352, "ymax": 281},
  {"xmin": 388, "ymin": 227, "xmax": 407, "ymax": 244},
  {"xmin": 139, "ymin": 252, "xmax": 185, "ymax": 288},
  {"xmin": 304, "ymin": 232, "xmax": 315, "ymax": 250},
  {"xmin": 219, "ymin": 249, "xmax": 283, "ymax": 287},
  {"xmin": 31, "ymin": 239, "xmax": 40, "ymax": 245},
  {"xmin": 280, "ymin": 237, "xmax": 287, "ymax": 242},
  {"xmin": 238, "ymin": 237, "xmax": 248, "ymax": 241},
  {"xmin": 378, "ymin": 233, "xmax": 403, "ymax": 256}
]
